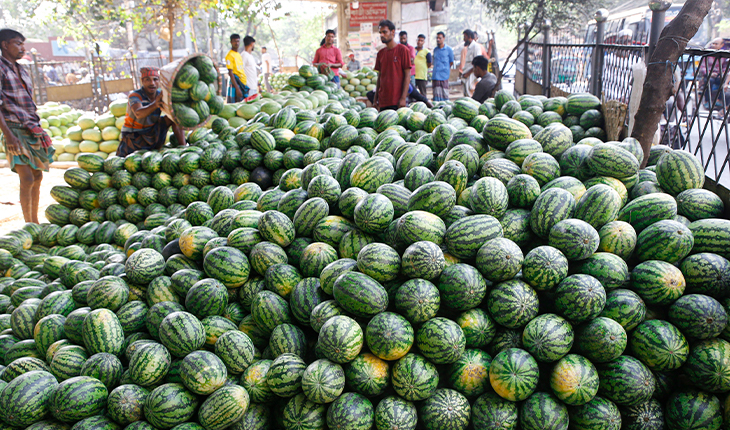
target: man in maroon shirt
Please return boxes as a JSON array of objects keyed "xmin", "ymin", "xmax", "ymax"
[{"xmin": 373, "ymin": 20, "xmax": 411, "ymax": 111}]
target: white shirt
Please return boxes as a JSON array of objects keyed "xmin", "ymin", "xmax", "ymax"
[
  {"xmin": 462, "ymin": 41, "xmax": 482, "ymax": 74},
  {"xmin": 242, "ymin": 51, "xmax": 258, "ymax": 95},
  {"xmin": 261, "ymin": 52, "xmax": 272, "ymax": 74}
]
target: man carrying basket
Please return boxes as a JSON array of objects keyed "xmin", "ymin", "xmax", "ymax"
[{"xmin": 117, "ymin": 66, "xmax": 186, "ymax": 157}]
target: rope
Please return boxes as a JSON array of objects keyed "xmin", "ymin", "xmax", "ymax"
[
  {"xmin": 656, "ymin": 35, "xmax": 690, "ymax": 50},
  {"xmin": 647, "ymin": 60, "xmax": 677, "ymax": 85}
]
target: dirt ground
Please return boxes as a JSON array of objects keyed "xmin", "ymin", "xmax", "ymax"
[{"xmin": 0, "ymin": 163, "xmax": 70, "ymax": 235}]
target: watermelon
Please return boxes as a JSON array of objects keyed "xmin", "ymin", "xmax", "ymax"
[
  {"xmin": 144, "ymin": 383, "xmax": 199, "ymax": 429},
  {"xmin": 391, "ymin": 353, "xmax": 439, "ymax": 401},
  {"xmin": 374, "ymin": 396, "xmax": 417, "ymax": 430},
  {"xmin": 301, "ymin": 358, "xmax": 346, "ymax": 403},
  {"xmin": 655, "ymin": 149, "xmax": 705, "ymax": 195},
  {"xmin": 521, "ymin": 313, "xmax": 574, "ymax": 362},
  {"xmin": 519, "ymin": 392, "xmax": 569, "ymax": 430},
  {"xmin": 489, "ymin": 348, "xmax": 539, "ymax": 402},
  {"xmin": 665, "ymin": 391, "xmax": 722, "ymax": 430},
  {"xmin": 0, "ymin": 370, "xmax": 59, "ymax": 427},
  {"xmin": 418, "ymin": 388, "xmax": 470, "ymax": 430},
  {"xmin": 568, "ymin": 396, "xmax": 621, "ymax": 430}
]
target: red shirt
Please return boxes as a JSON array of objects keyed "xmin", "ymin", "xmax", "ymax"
[
  {"xmin": 313, "ymin": 45, "xmax": 343, "ymax": 77},
  {"xmin": 374, "ymin": 44, "xmax": 412, "ymax": 108}
]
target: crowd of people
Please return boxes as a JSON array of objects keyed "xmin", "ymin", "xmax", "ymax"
[{"xmin": 308, "ymin": 23, "xmax": 500, "ymax": 112}]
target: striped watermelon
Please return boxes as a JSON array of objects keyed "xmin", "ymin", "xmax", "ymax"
[
  {"xmin": 391, "ymin": 353, "xmax": 439, "ymax": 401},
  {"xmin": 630, "ymin": 319, "xmax": 689, "ymax": 371},
  {"xmin": 617, "ymin": 193, "xmax": 677, "ymax": 232},
  {"xmin": 198, "ymin": 384, "xmax": 250, "ymax": 430},
  {"xmin": 158, "ymin": 311, "xmax": 206, "ymax": 357},
  {"xmin": 554, "ymin": 274, "xmax": 606, "ymax": 323},
  {"xmin": 665, "ymin": 391, "xmax": 722, "ymax": 430},
  {"xmin": 267, "ymin": 353, "xmax": 306, "ymax": 397},
  {"xmin": 655, "ymin": 149, "xmax": 705, "ymax": 195},
  {"xmin": 486, "ymin": 280, "xmax": 539, "ymax": 329},
  {"xmin": 483, "ymin": 117, "xmax": 532, "ymax": 151},
  {"xmin": 548, "ymin": 218, "xmax": 600, "ymax": 261},
  {"xmin": 282, "ymin": 393, "xmax": 327, "ymax": 430},
  {"xmin": 344, "ymin": 352, "xmax": 389, "ymax": 398},
  {"xmin": 568, "ymin": 396, "xmax": 621, "ymax": 430},
  {"xmin": 418, "ymin": 388, "xmax": 471, "ymax": 430},
  {"xmin": 575, "ymin": 317, "xmax": 627, "ymax": 363},
  {"xmin": 470, "ymin": 177, "xmax": 509, "ymax": 218},
  {"xmin": 632, "ymin": 260, "xmax": 686, "ymax": 305},
  {"xmin": 447, "ymin": 348, "xmax": 492, "ymax": 397},
  {"xmin": 81, "ymin": 308, "xmax": 124, "ymax": 356},
  {"xmin": 530, "ymin": 188, "xmax": 576, "ymax": 239},
  {"xmin": 596, "ymin": 355, "xmax": 655, "ymax": 406},
  {"xmin": 489, "ymin": 348, "xmax": 539, "ymax": 402},
  {"xmin": 688, "ymin": 218, "xmax": 730, "ymax": 260},
  {"xmin": 634, "ymin": 219, "xmax": 694, "ymax": 264},
  {"xmin": 519, "ymin": 392, "xmax": 569, "ymax": 430},
  {"xmin": 521, "ymin": 313, "xmax": 574, "ymax": 362},
  {"xmin": 317, "ymin": 315, "xmax": 363, "ymax": 364},
  {"xmin": 0, "ymin": 370, "xmax": 58, "ymax": 427},
  {"xmin": 550, "ymin": 354, "xmax": 599, "ymax": 406},
  {"xmin": 326, "ymin": 392, "xmax": 374, "ymax": 430},
  {"xmin": 301, "ymin": 358, "xmax": 345, "ymax": 403},
  {"xmin": 144, "ymin": 383, "xmax": 199, "ymax": 429},
  {"xmin": 50, "ymin": 376, "xmax": 108, "ymax": 422},
  {"xmin": 522, "ymin": 245, "xmax": 569, "ymax": 291}
]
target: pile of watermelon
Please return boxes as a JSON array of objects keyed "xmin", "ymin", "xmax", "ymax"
[
  {"xmin": 170, "ymin": 56, "xmax": 225, "ymax": 129},
  {"xmin": 0, "ymin": 89, "xmax": 729, "ymax": 430}
]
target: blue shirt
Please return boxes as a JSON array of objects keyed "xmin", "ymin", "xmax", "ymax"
[{"xmin": 432, "ymin": 45, "xmax": 454, "ymax": 81}]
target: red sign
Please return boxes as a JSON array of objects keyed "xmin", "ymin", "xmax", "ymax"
[{"xmin": 349, "ymin": 2, "xmax": 388, "ymax": 28}]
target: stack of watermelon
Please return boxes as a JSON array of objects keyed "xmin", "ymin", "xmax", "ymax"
[
  {"xmin": 0, "ymin": 89, "xmax": 728, "ymax": 430},
  {"xmin": 170, "ymin": 56, "xmax": 225, "ymax": 129}
]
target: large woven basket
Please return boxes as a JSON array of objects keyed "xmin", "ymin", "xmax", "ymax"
[
  {"xmin": 159, "ymin": 52, "xmax": 215, "ymax": 131},
  {"xmin": 601, "ymin": 99, "xmax": 628, "ymax": 141}
]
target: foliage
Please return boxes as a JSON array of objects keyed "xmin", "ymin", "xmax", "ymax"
[{"xmin": 481, "ymin": 0, "xmax": 620, "ymax": 34}]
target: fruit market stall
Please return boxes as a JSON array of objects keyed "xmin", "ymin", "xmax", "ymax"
[{"xmin": 0, "ymin": 56, "xmax": 728, "ymax": 430}]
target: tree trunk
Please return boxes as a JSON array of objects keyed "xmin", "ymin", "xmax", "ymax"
[
  {"xmin": 630, "ymin": 0, "xmax": 712, "ymax": 167},
  {"xmin": 168, "ymin": 1, "xmax": 175, "ymax": 62}
]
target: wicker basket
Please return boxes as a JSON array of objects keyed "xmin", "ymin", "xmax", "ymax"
[
  {"xmin": 159, "ymin": 52, "xmax": 215, "ymax": 131},
  {"xmin": 601, "ymin": 99, "xmax": 628, "ymax": 142}
]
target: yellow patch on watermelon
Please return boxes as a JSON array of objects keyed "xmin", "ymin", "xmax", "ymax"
[
  {"xmin": 361, "ymin": 353, "xmax": 389, "ymax": 380},
  {"xmin": 453, "ymin": 362, "xmax": 489, "ymax": 397}
]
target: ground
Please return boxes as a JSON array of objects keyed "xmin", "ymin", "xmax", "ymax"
[{"xmin": 0, "ymin": 164, "xmax": 69, "ymax": 235}]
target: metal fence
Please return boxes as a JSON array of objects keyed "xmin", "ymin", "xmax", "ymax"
[
  {"xmin": 517, "ymin": 12, "xmax": 730, "ymax": 187},
  {"xmin": 661, "ymin": 49, "xmax": 730, "ymax": 185}
]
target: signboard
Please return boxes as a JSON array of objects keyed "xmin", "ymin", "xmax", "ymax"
[{"xmin": 349, "ymin": 2, "xmax": 388, "ymax": 28}]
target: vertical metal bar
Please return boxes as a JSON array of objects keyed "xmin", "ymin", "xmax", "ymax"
[
  {"xmin": 542, "ymin": 20, "xmax": 551, "ymax": 97},
  {"xmin": 592, "ymin": 9, "xmax": 608, "ymax": 96},
  {"xmin": 648, "ymin": 1, "xmax": 672, "ymax": 60}
]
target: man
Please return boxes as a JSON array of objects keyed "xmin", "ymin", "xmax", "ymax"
[
  {"xmin": 0, "ymin": 29, "xmax": 54, "ymax": 224},
  {"xmin": 261, "ymin": 46, "xmax": 273, "ymax": 92},
  {"xmin": 372, "ymin": 20, "xmax": 411, "ymax": 111},
  {"xmin": 225, "ymin": 34, "xmax": 248, "ymax": 103},
  {"xmin": 414, "ymin": 34, "xmax": 432, "ymax": 100},
  {"xmin": 431, "ymin": 31, "xmax": 453, "ymax": 102},
  {"xmin": 117, "ymin": 66, "xmax": 186, "ymax": 157},
  {"xmin": 347, "ymin": 52, "xmax": 361, "ymax": 71},
  {"xmin": 399, "ymin": 31, "xmax": 417, "ymax": 88},
  {"xmin": 313, "ymin": 29, "xmax": 343, "ymax": 85},
  {"xmin": 241, "ymin": 35, "xmax": 258, "ymax": 96},
  {"xmin": 471, "ymin": 55, "xmax": 498, "ymax": 103},
  {"xmin": 65, "ymin": 69, "xmax": 79, "ymax": 85},
  {"xmin": 459, "ymin": 29, "xmax": 482, "ymax": 96}
]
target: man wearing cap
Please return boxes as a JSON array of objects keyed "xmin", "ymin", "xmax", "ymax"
[
  {"xmin": 117, "ymin": 66, "xmax": 186, "ymax": 157},
  {"xmin": 347, "ymin": 53, "xmax": 361, "ymax": 72},
  {"xmin": 0, "ymin": 28, "xmax": 55, "ymax": 224}
]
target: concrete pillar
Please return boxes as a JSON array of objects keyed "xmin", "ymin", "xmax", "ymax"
[
  {"xmin": 337, "ymin": 2, "xmax": 348, "ymax": 51},
  {"xmin": 389, "ymin": 0, "xmax": 402, "ymax": 29}
]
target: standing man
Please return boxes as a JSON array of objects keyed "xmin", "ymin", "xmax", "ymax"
[
  {"xmin": 347, "ymin": 53, "xmax": 361, "ymax": 71},
  {"xmin": 117, "ymin": 66, "xmax": 186, "ymax": 157},
  {"xmin": 371, "ymin": 20, "xmax": 411, "ymax": 111},
  {"xmin": 399, "ymin": 31, "xmax": 417, "ymax": 88},
  {"xmin": 431, "ymin": 31, "xmax": 453, "ymax": 102},
  {"xmin": 471, "ymin": 56, "xmax": 498, "ymax": 103},
  {"xmin": 241, "ymin": 35, "xmax": 258, "ymax": 96},
  {"xmin": 0, "ymin": 29, "xmax": 54, "ymax": 223},
  {"xmin": 313, "ymin": 29, "xmax": 343, "ymax": 85},
  {"xmin": 459, "ymin": 29, "xmax": 482, "ymax": 97},
  {"xmin": 414, "ymin": 34, "xmax": 432, "ymax": 101},
  {"xmin": 261, "ymin": 46, "xmax": 272, "ymax": 92},
  {"xmin": 225, "ymin": 34, "xmax": 247, "ymax": 103}
]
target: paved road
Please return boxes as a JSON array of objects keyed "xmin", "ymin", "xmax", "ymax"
[{"xmin": 671, "ymin": 111, "xmax": 730, "ymax": 189}]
